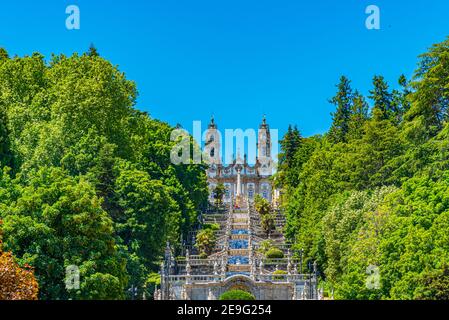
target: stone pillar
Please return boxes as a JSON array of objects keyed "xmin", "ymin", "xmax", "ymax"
[
  {"xmin": 221, "ymin": 255, "xmax": 227, "ymax": 275},
  {"xmin": 185, "ymin": 249, "xmax": 191, "ymax": 285},
  {"xmin": 259, "ymin": 260, "xmax": 264, "ymax": 275},
  {"xmin": 236, "ymin": 169, "xmax": 242, "ymax": 196},
  {"xmin": 181, "ymin": 286, "xmax": 187, "ymax": 300},
  {"xmin": 208, "ymin": 288, "xmax": 215, "ymax": 300},
  {"xmin": 287, "ymin": 250, "xmax": 292, "ymax": 275},
  {"xmin": 169, "ymin": 286, "xmax": 175, "ymax": 300},
  {"xmin": 213, "ymin": 259, "xmax": 219, "ymax": 281}
]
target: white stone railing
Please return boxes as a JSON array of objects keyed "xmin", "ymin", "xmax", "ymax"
[
  {"xmin": 260, "ymin": 258, "xmax": 301, "ymax": 265},
  {"xmin": 168, "ymin": 274, "xmax": 225, "ymax": 284},
  {"xmin": 257, "ymin": 274, "xmax": 309, "ymax": 283}
]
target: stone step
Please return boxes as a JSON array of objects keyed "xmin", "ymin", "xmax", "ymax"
[
  {"xmin": 227, "ymin": 265, "xmax": 251, "ymax": 272},
  {"xmin": 231, "ymin": 234, "xmax": 249, "ymax": 240},
  {"xmin": 232, "ymin": 224, "xmax": 249, "ymax": 229},
  {"xmin": 228, "ymin": 249, "xmax": 249, "ymax": 256}
]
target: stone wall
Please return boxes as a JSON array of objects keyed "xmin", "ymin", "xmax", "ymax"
[{"xmin": 181, "ymin": 275, "xmax": 294, "ymax": 300}]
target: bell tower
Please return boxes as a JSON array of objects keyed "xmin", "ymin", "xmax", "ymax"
[
  {"xmin": 204, "ymin": 116, "xmax": 221, "ymax": 165},
  {"xmin": 257, "ymin": 115, "xmax": 271, "ymax": 160},
  {"xmin": 257, "ymin": 115, "xmax": 272, "ymax": 175}
]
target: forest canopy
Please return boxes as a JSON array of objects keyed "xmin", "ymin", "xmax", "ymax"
[
  {"xmin": 276, "ymin": 37, "xmax": 449, "ymax": 300},
  {"xmin": 0, "ymin": 48, "xmax": 208, "ymax": 300}
]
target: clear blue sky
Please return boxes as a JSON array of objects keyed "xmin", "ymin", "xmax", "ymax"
[{"xmin": 1, "ymin": 0, "xmax": 449, "ymax": 138}]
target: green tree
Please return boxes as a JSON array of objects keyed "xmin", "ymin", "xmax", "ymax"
[
  {"xmin": 328, "ymin": 76, "xmax": 353, "ymax": 143},
  {"xmin": 213, "ymin": 183, "xmax": 226, "ymax": 206},
  {"xmin": 114, "ymin": 166, "xmax": 181, "ymax": 267},
  {"xmin": 416, "ymin": 265, "xmax": 449, "ymax": 300},
  {"xmin": 87, "ymin": 44, "xmax": 100, "ymax": 57},
  {"xmin": 195, "ymin": 228, "xmax": 216, "ymax": 257},
  {"xmin": 0, "ymin": 48, "xmax": 9, "ymax": 61},
  {"xmin": 1, "ymin": 167, "xmax": 127, "ymax": 300},
  {"xmin": 348, "ymin": 91, "xmax": 369, "ymax": 140},
  {"xmin": 254, "ymin": 194, "xmax": 272, "ymax": 216},
  {"xmin": 279, "ymin": 125, "xmax": 302, "ymax": 167},
  {"xmin": 0, "ymin": 105, "xmax": 13, "ymax": 168},
  {"xmin": 404, "ymin": 38, "xmax": 449, "ymax": 144},
  {"xmin": 369, "ymin": 75, "xmax": 395, "ymax": 121}
]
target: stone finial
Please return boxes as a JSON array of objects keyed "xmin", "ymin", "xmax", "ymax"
[
  {"xmin": 213, "ymin": 260, "xmax": 219, "ymax": 275},
  {"xmin": 181, "ymin": 286, "xmax": 187, "ymax": 300},
  {"xmin": 251, "ymin": 259, "xmax": 257, "ymax": 278},
  {"xmin": 185, "ymin": 250, "xmax": 192, "ymax": 283},
  {"xmin": 287, "ymin": 250, "xmax": 292, "ymax": 275},
  {"xmin": 169, "ymin": 286, "xmax": 175, "ymax": 300},
  {"xmin": 154, "ymin": 289, "xmax": 161, "ymax": 300},
  {"xmin": 186, "ymin": 249, "xmax": 191, "ymax": 271},
  {"xmin": 207, "ymin": 288, "xmax": 215, "ymax": 300},
  {"xmin": 165, "ymin": 241, "xmax": 171, "ymax": 256},
  {"xmin": 221, "ymin": 254, "xmax": 227, "ymax": 275},
  {"xmin": 186, "ymin": 262, "xmax": 191, "ymax": 275}
]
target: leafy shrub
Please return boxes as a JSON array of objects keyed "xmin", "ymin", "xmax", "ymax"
[
  {"xmin": 195, "ymin": 228, "xmax": 217, "ymax": 257},
  {"xmin": 272, "ymin": 269, "xmax": 287, "ymax": 280},
  {"xmin": 266, "ymin": 248, "xmax": 284, "ymax": 259},
  {"xmin": 258, "ymin": 239, "xmax": 275, "ymax": 255},
  {"xmin": 203, "ymin": 223, "xmax": 220, "ymax": 231},
  {"xmin": 219, "ymin": 290, "xmax": 255, "ymax": 300},
  {"xmin": 144, "ymin": 272, "xmax": 161, "ymax": 299}
]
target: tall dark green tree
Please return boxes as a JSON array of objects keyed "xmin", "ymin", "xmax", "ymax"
[
  {"xmin": 328, "ymin": 76, "xmax": 353, "ymax": 143},
  {"xmin": 0, "ymin": 48, "xmax": 9, "ymax": 61},
  {"xmin": 87, "ymin": 44, "xmax": 100, "ymax": 57},
  {"xmin": 369, "ymin": 75, "xmax": 396, "ymax": 121},
  {"xmin": 277, "ymin": 125, "xmax": 303, "ymax": 188},
  {"xmin": 348, "ymin": 91, "xmax": 369, "ymax": 140},
  {"xmin": 0, "ymin": 107, "xmax": 13, "ymax": 168},
  {"xmin": 280, "ymin": 125, "xmax": 302, "ymax": 167},
  {"xmin": 403, "ymin": 38, "xmax": 449, "ymax": 144}
]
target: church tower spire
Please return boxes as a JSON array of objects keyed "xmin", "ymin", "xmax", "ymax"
[{"xmin": 208, "ymin": 115, "xmax": 217, "ymax": 129}]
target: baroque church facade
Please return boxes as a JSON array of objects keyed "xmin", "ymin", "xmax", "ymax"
[{"xmin": 204, "ymin": 116, "xmax": 277, "ymax": 204}]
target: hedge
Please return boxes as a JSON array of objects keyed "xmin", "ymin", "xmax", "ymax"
[
  {"xmin": 219, "ymin": 290, "xmax": 256, "ymax": 300},
  {"xmin": 265, "ymin": 248, "xmax": 284, "ymax": 259}
]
